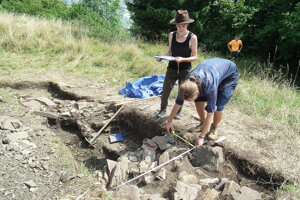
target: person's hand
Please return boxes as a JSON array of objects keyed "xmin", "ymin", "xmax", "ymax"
[
  {"xmin": 155, "ymin": 55, "xmax": 162, "ymax": 62},
  {"xmin": 195, "ymin": 136, "xmax": 204, "ymax": 146},
  {"xmin": 174, "ymin": 57, "xmax": 184, "ymax": 63},
  {"xmin": 166, "ymin": 121, "xmax": 174, "ymax": 133}
]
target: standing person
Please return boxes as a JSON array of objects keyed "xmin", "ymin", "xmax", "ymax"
[
  {"xmin": 227, "ymin": 35, "xmax": 243, "ymax": 62},
  {"xmin": 155, "ymin": 10, "xmax": 198, "ymax": 119},
  {"xmin": 165, "ymin": 58, "xmax": 239, "ymax": 146}
]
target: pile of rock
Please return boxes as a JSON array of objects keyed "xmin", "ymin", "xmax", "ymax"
[{"xmin": 94, "ymin": 133, "xmax": 263, "ymax": 200}]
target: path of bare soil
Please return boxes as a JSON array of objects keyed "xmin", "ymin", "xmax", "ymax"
[{"xmin": 0, "ymin": 79, "xmax": 292, "ymax": 199}]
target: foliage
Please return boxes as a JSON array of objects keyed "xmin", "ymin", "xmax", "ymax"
[
  {"xmin": 126, "ymin": 0, "xmax": 300, "ymax": 81},
  {"xmin": 0, "ymin": 0, "xmax": 126, "ymax": 41}
]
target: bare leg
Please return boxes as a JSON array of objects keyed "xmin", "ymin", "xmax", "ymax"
[
  {"xmin": 212, "ymin": 110, "xmax": 223, "ymax": 128},
  {"xmin": 195, "ymin": 102, "xmax": 206, "ymax": 123}
]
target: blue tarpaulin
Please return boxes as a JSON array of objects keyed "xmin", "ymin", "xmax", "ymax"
[{"xmin": 119, "ymin": 75, "xmax": 166, "ymax": 99}]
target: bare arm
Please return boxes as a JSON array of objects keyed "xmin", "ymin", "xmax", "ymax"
[
  {"xmin": 165, "ymin": 104, "xmax": 181, "ymax": 133},
  {"xmin": 227, "ymin": 43, "xmax": 232, "ymax": 52}
]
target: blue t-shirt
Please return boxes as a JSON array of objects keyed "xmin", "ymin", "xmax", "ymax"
[{"xmin": 175, "ymin": 58, "xmax": 238, "ymax": 112}]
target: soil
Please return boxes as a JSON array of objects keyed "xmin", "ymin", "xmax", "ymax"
[{"xmin": 0, "ymin": 80, "xmax": 282, "ymax": 199}]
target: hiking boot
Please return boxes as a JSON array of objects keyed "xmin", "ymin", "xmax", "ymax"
[
  {"xmin": 207, "ymin": 126, "xmax": 218, "ymax": 140},
  {"xmin": 155, "ymin": 109, "xmax": 166, "ymax": 118},
  {"xmin": 190, "ymin": 122, "xmax": 203, "ymax": 132}
]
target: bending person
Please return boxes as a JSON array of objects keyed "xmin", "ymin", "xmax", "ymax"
[
  {"xmin": 155, "ymin": 10, "xmax": 197, "ymax": 119},
  {"xmin": 166, "ymin": 58, "xmax": 239, "ymax": 146}
]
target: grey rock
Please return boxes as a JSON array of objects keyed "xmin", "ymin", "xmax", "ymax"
[
  {"xmin": 176, "ymin": 157, "xmax": 195, "ymax": 175},
  {"xmin": 6, "ymin": 131, "xmax": 29, "ymax": 143},
  {"xmin": 179, "ymin": 172, "xmax": 198, "ymax": 184},
  {"xmin": 1, "ymin": 118, "xmax": 22, "ymax": 131},
  {"xmin": 156, "ymin": 168, "xmax": 166, "ymax": 180},
  {"xmin": 215, "ymin": 178, "xmax": 229, "ymax": 190},
  {"xmin": 108, "ymin": 156, "xmax": 130, "ymax": 188},
  {"xmin": 232, "ymin": 186, "xmax": 262, "ymax": 200},
  {"xmin": 142, "ymin": 193, "xmax": 166, "ymax": 200},
  {"xmin": 113, "ymin": 185, "xmax": 143, "ymax": 200},
  {"xmin": 106, "ymin": 159, "xmax": 117, "ymax": 176},
  {"xmin": 191, "ymin": 146, "xmax": 224, "ymax": 172},
  {"xmin": 200, "ymin": 178, "xmax": 219, "ymax": 185},
  {"xmin": 36, "ymin": 97, "xmax": 56, "ymax": 107},
  {"xmin": 24, "ymin": 180, "xmax": 37, "ymax": 188},
  {"xmin": 203, "ymin": 189, "xmax": 220, "ymax": 200},
  {"xmin": 151, "ymin": 134, "xmax": 176, "ymax": 150},
  {"xmin": 158, "ymin": 151, "xmax": 169, "ymax": 165},
  {"xmin": 21, "ymin": 100, "xmax": 41, "ymax": 111},
  {"xmin": 221, "ymin": 181, "xmax": 240, "ymax": 196},
  {"xmin": 60, "ymin": 170, "xmax": 76, "ymax": 183},
  {"xmin": 33, "ymin": 111, "xmax": 58, "ymax": 119},
  {"xmin": 172, "ymin": 181, "xmax": 201, "ymax": 200}
]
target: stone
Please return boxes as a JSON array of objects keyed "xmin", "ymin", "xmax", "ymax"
[
  {"xmin": 139, "ymin": 160, "xmax": 149, "ymax": 173},
  {"xmin": 1, "ymin": 118, "xmax": 22, "ymax": 131},
  {"xmin": 215, "ymin": 178, "xmax": 229, "ymax": 190},
  {"xmin": 21, "ymin": 100, "xmax": 41, "ymax": 111},
  {"xmin": 142, "ymin": 138, "xmax": 158, "ymax": 151},
  {"xmin": 143, "ymin": 149, "xmax": 156, "ymax": 161},
  {"xmin": 151, "ymin": 134, "xmax": 176, "ymax": 150},
  {"xmin": 36, "ymin": 97, "xmax": 56, "ymax": 107},
  {"xmin": 203, "ymin": 189, "xmax": 220, "ymax": 200},
  {"xmin": 33, "ymin": 111, "xmax": 58, "ymax": 119},
  {"xmin": 179, "ymin": 173, "xmax": 198, "ymax": 184},
  {"xmin": 221, "ymin": 181, "xmax": 240, "ymax": 196},
  {"xmin": 24, "ymin": 180, "xmax": 37, "ymax": 189},
  {"xmin": 176, "ymin": 157, "xmax": 195, "ymax": 175},
  {"xmin": 158, "ymin": 151, "xmax": 169, "ymax": 165},
  {"xmin": 6, "ymin": 131, "xmax": 29, "ymax": 143},
  {"xmin": 60, "ymin": 170, "xmax": 76, "ymax": 183},
  {"xmin": 191, "ymin": 146, "xmax": 224, "ymax": 172},
  {"xmin": 232, "ymin": 186, "xmax": 262, "ymax": 200},
  {"xmin": 113, "ymin": 185, "xmax": 142, "ymax": 200},
  {"xmin": 142, "ymin": 193, "xmax": 166, "ymax": 200},
  {"xmin": 200, "ymin": 178, "xmax": 219, "ymax": 185},
  {"xmin": 156, "ymin": 168, "xmax": 166, "ymax": 180},
  {"xmin": 166, "ymin": 145, "xmax": 189, "ymax": 159},
  {"xmin": 76, "ymin": 102, "xmax": 90, "ymax": 110},
  {"xmin": 108, "ymin": 156, "xmax": 130, "ymax": 188},
  {"xmin": 144, "ymin": 174, "xmax": 155, "ymax": 184},
  {"xmin": 107, "ymin": 159, "xmax": 117, "ymax": 176},
  {"xmin": 172, "ymin": 181, "xmax": 201, "ymax": 200}
]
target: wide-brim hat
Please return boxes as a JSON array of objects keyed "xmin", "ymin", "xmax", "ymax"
[{"xmin": 170, "ymin": 10, "xmax": 194, "ymax": 25}]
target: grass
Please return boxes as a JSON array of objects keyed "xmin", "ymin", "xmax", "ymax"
[{"xmin": 0, "ymin": 11, "xmax": 299, "ymax": 199}]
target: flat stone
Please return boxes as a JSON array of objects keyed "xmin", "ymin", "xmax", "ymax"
[
  {"xmin": 113, "ymin": 185, "xmax": 143, "ymax": 200},
  {"xmin": 107, "ymin": 159, "xmax": 117, "ymax": 176},
  {"xmin": 6, "ymin": 131, "xmax": 29, "ymax": 143},
  {"xmin": 24, "ymin": 180, "xmax": 37, "ymax": 188},
  {"xmin": 221, "ymin": 181, "xmax": 240, "ymax": 196},
  {"xmin": 156, "ymin": 168, "xmax": 166, "ymax": 180},
  {"xmin": 200, "ymin": 178, "xmax": 219, "ymax": 185},
  {"xmin": 215, "ymin": 178, "xmax": 229, "ymax": 190},
  {"xmin": 191, "ymin": 146, "xmax": 224, "ymax": 172},
  {"xmin": 158, "ymin": 151, "xmax": 169, "ymax": 165},
  {"xmin": 151, "ymin": 134, "xmax": 176, "ymax": 150},
  {"xmin": 36, "ymin": 97, "xmax": 56, "ymax": 107},
  {"xmin": 232, "ymin": 186, "xmax": 262, "ymax": 200},
  {"xmin": 179, "ymin": 174, "xmax": 198, "ymax": 184},
  {"xmin": 108, "ymin": 156, "xmax": 130, "ymax": 188},
  {"xmin": 1, "ymin": 118, "xmax": 22, "ymax": 131},
  {"xmin": 33, "ymin": 111, "xmax": 58, "ymax": 119},
  {"xmin": 203, "ymin": 189, "xmax": 220, "ymax": 200},
  {"xmin": 21, "ymin": 100, "xmax": 41, "ymax": 111},
  {"xmin": 142, "ymin": 193, "xmax": 166, "ymax": 200},
  {"xmin": 172, "ymin": 181, "xmax": 201, "ymax": 200},
  {"xmin": 176, "ymin": 157, "xmax": 195, "ymax": 175}
]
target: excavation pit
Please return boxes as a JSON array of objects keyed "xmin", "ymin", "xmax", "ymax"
[{"xmin": 1, "ymin": 81, "xmax": 286, "ymax": 199}]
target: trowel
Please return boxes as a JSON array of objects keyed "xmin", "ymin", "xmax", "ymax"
[{"xmin": 109, "ymin": 132, "xmax": 129, "ymax": 143}]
